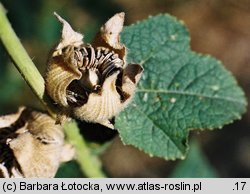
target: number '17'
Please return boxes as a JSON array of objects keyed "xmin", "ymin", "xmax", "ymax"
[{"xmin": 235, "ymin": 182, "xmax": 246, "ymax": 190}]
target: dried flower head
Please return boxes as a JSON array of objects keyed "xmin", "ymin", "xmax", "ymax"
[
  {"xmin": 0, "ymin": 107, "xmax": 71, "ymax": 178},
  {"xmin": 46, "ymin": 12, "xmax": 143, "ymax": 128}
]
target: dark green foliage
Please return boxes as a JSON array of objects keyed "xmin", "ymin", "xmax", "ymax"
[{"xmin": 116, "ymin": 14, "xmax": 247, "ymax": 159}]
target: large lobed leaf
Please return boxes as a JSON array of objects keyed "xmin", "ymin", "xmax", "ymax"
[{"xmin": 115, "ymin": 14, "xmax": 247, "ymax": 160}]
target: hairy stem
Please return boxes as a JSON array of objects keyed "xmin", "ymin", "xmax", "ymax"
[
  {"xmin": 0, "ymin": 4, "xmax": 57, "ymax": 116},
  {"xmin": 0, "ymin": 3, "xmax": 105, "ymax": 178}
]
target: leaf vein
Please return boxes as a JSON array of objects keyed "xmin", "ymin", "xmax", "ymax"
[{"xmin": 137, "ymin": 89, "xmax": 245, "ymax": 105}]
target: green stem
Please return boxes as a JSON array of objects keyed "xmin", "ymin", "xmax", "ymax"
[
  {"xmin": 0, "ymin": 4, "xmax": 57, "ymax": 116},
  {"xmin": 64, "ymin": 122, "xmax": 106, "ymax": 177},
  {"xmin": 0, "ymin": 3, "xmax": 105, "ymax": 178}
]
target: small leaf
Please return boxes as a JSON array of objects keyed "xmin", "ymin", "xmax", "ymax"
[
  {"xmin": 169, "ymin": 140, "xmax": 217, "ymax": 177},
  {"xmin": 116, "ymin": 14, "xmax": 247, "ymax": 159}
]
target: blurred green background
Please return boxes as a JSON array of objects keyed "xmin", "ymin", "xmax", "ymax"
[{"xmin": 0, "ymin": 0, "xmax": 250, "ymax": 177}]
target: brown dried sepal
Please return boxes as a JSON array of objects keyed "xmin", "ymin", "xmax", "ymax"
[
  {"xmin": 91, "ymin": 12, "xmax": 127, "ymax": 62},
  {"xmin": 45, "ymin": 13, "xmax": 143, "ymax": 128},
  {"xmin": 0, "ymin": 107, "xmax": 71, "ymax": 178}
]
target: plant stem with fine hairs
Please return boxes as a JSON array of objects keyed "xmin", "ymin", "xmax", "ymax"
[{"xmin": 0, "ymin": 3, "xmax": 105, "ymax": 178}]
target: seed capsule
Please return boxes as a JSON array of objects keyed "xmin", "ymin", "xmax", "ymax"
[
  {"xmin": 45, "ymin": 13, "xmax": 143, "ymax": 128},
  {"xmin": 0, "ymin": 107, "xmax": 71, "ymax": 178}
]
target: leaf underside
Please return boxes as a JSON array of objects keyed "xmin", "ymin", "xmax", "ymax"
[{"xmin": 115, "ymin": 14, "xmax": 247, "ymax": 160}]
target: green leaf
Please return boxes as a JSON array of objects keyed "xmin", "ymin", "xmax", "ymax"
[
  {"xmin": 170, "ymin": 140, "xmax": 217, "ymax": 177},
  {"xmin": 116, "ymin": 14, "xmax": 247, "ymax": 160},
  {"xmin": 55, "ymin": 160, "xmax": 84, "ymax": 178}
]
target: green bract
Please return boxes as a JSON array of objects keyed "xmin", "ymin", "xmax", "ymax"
[{"xmin": 116, "ymin": 14, "xmax": 247, "ymax": 160}]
